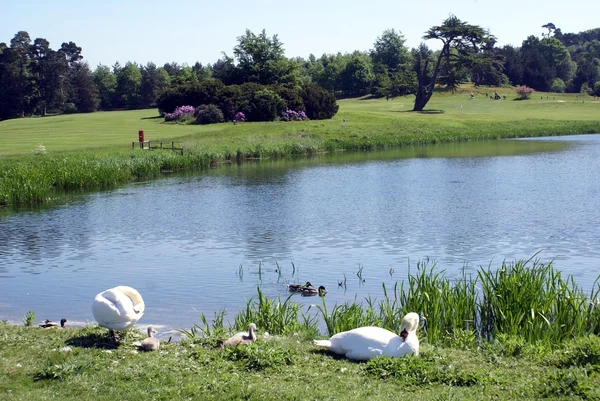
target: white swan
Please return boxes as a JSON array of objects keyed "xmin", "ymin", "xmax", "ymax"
[
  {"xmin": 91, "ymin": 286, "xmax": 145, "ymax": 341},
  {"xmin": 313, "ymin": 312, "xmax": 420, "ymax": 361}
]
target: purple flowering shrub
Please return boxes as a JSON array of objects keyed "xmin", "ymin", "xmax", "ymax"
[
  {"xmin": 233, "ymin": 111, "xmax": 246, "ymax": 122},
  {"xmin": 515, "ymin": 85, "xmax": 535, "ymax": 100},
  {"xmin": 164, "ymin": 105, "xmax": 195, "ymax": 121},
  {"xmin": 280, "ymin": 109, "xmax": 308, "ymax": 122}
]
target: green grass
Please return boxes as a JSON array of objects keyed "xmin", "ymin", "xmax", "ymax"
[
  {"xmin": 1, "ymin": 87, "xmax": 599, "ymax": 208},
  {"xmin": 1, "ymin": 87, "xmax": 599, "ymax": 159},
  {"xmin": 2, "ymin": 321, "xmax": 600, "ymax": 400},
  {"xmin": 4, "ymin": 259, "xmax": 600, "ymax": 400}
]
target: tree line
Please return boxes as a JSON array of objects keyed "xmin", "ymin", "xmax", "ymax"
[{"xmin": 1, "ymin": 16, "xmax": 599, "ymax": 120}]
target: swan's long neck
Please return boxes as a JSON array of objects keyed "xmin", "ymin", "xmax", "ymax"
[{"xmin": 248, "ymin": 326, "xmax": 256, "ymax": 341}]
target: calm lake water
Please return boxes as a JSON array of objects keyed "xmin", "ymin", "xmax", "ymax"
[{"xmin": 1, "ymin": 135, "xmax": 599, "ymax": 336}]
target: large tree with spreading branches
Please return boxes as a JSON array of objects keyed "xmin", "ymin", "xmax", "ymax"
[{"xmin": 412, "ymin": 15, "xmax": 487, "ymax": 111}]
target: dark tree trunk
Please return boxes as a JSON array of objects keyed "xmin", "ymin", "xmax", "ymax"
[
  {"xmin": 412, "ymin": 43, "xmax": 450, "ymax": 112},
  {"xmin": 413, "ymin": 87, "xmax": 432, "ymax": 111}
]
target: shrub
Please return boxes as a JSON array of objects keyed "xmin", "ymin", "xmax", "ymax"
[
  {"xmin": 515, "ymin": 85, "xmax": 535, "ymax": 99},
  {"xmin": 157, "ymin": 79, "xmax": 225, "ymax": 113},
  {"xmin": 62, "ymin": 103, "xmax": 78, "ymax": 114},
  {"xmin": 550, "ymin": 78, "xmax": 566, "ymax": 93},
  {"xmin": 241, "ymin": 89, "xmax": 285, "ymax": 122},
  {"xmin": 194, "ymin": 104, "xmax": 224, "ymax": 125},
  {"xmin": 233, "ymin": 111, "xmax": 246, "ymax": 122},
  {"xmin": 300, "ymin": 83, "xmax": 339, "ymax": 120},
  {"xmin": 280, "ymin": 109, "xmax": 307, "ymax": 122},
  {"xmin": 271, "ymin": 86, "xmax": 305, "ymax": 111},
  {"xmin": 164, "ymin": 105, "xmax": 195, "ymax": 122},
  {"xmin": 580, "ymin": 82, "xmax": 592, "ymax": 95},
  {"xmin": 218, "ymin": 85, "xmax": 244, "ymax": 120},
  {"xmin": 594, "ymin": 81, "xmax": 600, "ymax": 96}
]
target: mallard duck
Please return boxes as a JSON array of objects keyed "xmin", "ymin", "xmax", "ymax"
[
  {"xmin": 218, "ymin": 323, "xmax": 258, "ymax": 347},
  {"xmin": 301, "ymin": 285, "xmax": 327, "ymax": 297},
  {"xmin": 313, "ymin": 312, "xmax": 420, "ymax": 361},
  {"xmin": 91, "ymin": 286, "xmax": 145, "ymax": 342},
  {"xmin": 140, "ymin": 326, "xmax": 160, "ymax": 351},
  {"xmin": 39, "ymin": 318, "xmax": 67, "ymax": 328},
  {"xmin": 287, "ymin": 281, "xmax": 312, "ymax": 292}
]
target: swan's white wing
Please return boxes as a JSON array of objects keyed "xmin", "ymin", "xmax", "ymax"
[
  {"xmin": 327, "ymin": 327, "xmax": 399, "ymax": 360},
  {"xmin": 91, "ymin": 287, "xmax": 144, "ymax": 330}
]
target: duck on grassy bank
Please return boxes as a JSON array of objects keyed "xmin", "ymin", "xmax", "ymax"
[
  {"xmin": 39, "ymin": 318, "xmax": 67, "ymax": 328},
  {"xmin": 313, "ymin": 312, "xmax": 420, "ymax": 361},
  {"xmin": 91, "ymin": 286, "xmax": 145, "ymax": 342}
]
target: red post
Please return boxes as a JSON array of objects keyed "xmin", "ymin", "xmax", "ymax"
[{"xmin": 138, "ymin": 130, "xmax": 144, "ymax": 142}]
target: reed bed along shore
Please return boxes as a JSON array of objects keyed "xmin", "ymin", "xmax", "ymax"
[
  {"xmin": 3, "ymin": 258, "xmax": 600, "ymax": 400},
  {"xmin": 1, "ymin": 90, "xmax": 600, "ymax": 208},
  {"xmin": 181, "ymin": 258, "xmax": 600, "ymax": 347}
]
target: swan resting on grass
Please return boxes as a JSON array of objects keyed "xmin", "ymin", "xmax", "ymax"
[
  {"xmin": 91, "ymin": 286, "xmax": 145, "ymax": 342},
  {"xmin": 140, "ymin": 326, "xmax": 160, "ymax": 351},
  {"xmin": 217, "ymin": 323, "xmax": 258, "ymax": 347},
  {"xmin": 313, "ymin": 312, "xmax": 420, "ymax": 361}
]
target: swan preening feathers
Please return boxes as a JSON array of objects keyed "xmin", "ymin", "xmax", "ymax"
[
  {"xmin": 91, "ymin": 286, "xmax": 145, "ymax": 341},
  {"xmin": 313, "ymin": 312, "xmax": 420, "ymax": 361}
]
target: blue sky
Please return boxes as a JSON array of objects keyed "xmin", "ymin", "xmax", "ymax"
[{"xmin": 2, "ymin": 0, "xmax": 599, "ymax": 68}]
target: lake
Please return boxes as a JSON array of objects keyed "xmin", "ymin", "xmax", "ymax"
[{"xmin": 1, "ymin": 135, "xmax": 599, "ymax": 336}]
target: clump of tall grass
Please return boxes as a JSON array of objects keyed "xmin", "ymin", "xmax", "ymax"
[
  {"xmin": 179, "ymin": 309, "xmax": 227, "ymax": 342},
  {"xmin": 23, "ymin": 311, "xmax": 35, "ymax": 327},
  {"xmin": 317, "ymin": 295, "xmax": 383, "ymax": 336},
  {"xmin": 0, "ymin": 152, "xmax": 212, "ymax": 207},
  {"xmin": 317, "ymin": 258, "xmax": 600, "ymax": 345},
  {"xmin": 479, "ymin": 257, "xmax": 600, "ymax": 343},
  {"xmin": 233, "ymin": 287, "xmax": 317, "ymax": 336},
  {"xmin": 182, "ymin": 258, "xmax": 600, "ymax": 347},
  {"xmin": 397, "ymin": 262, "xmax": 478, "ymax": 344}
]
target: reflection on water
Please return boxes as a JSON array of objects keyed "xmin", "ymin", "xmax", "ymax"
[{"xmin": 0, "ymin": 136, "xmax": 599, "ymax": 332}]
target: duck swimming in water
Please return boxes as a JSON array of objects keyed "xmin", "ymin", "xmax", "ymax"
[
  {"xmin": 287, "ymin": 281, "xmax": 312, "ymax": 292},
  {"xmin": 301, "ymin": 285, "xmax": 327, "ymax": 297}
]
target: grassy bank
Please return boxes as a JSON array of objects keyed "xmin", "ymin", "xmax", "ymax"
[
  {"xmin": 3, "ymin": 259, "xmax": 600, "ymax": 400},
  {"xmin": 2, "ymin": 322, "xmax": 600, "ymax": 401},
  {"xmin": 1, "ymin": 87, "xmax": 599, "ymax": 207}
]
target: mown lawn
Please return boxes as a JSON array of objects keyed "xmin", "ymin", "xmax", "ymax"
[{"xmin": 1, "ymin": 87, "xmax": 598, "ymax": 158}]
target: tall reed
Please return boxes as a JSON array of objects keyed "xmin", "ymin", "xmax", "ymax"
[
  {"xmin": 233, "ymin": 287, "xmax": 315, "ymax": 335},
  {"xmin": 183, "ymin": 259, "xmax": 600, "ymax": 346}
]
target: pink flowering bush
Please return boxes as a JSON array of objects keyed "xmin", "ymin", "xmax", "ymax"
[
  {"xmin": 280, "ymin": 109, "xmax": 308, "ymax": 122},
  {"xmin": 233, "ymin": 111, "xmax": 246, "ymax": 122},
  {"xmin": 515, "ymin": 85, "xmax": 535, "ymax": 100},
  {"xmin": 164, "ymin": 105, "xmax": 195, "ymax": 121}
]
